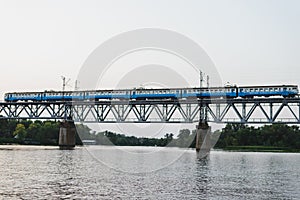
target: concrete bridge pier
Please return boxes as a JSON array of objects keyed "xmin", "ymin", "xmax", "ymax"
[
  {"xmin": 59, "ymin": 120, "xmax": 76, "ymax": 150},
  {"xmin": 195, "ymin": 122, "xmax": 211, "ymax": 155}
]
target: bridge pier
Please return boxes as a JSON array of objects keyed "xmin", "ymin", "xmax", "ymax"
[
  {"xmin": 59, "ymin": 120, "xmax": 76, "ymax": 150},
  {"xmin": 195, "ymin": 122, "xmax": 211, "ymax": 155}
]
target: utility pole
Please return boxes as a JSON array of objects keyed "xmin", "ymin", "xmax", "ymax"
[
  {"xmin": 207, "ymin": 75, "xmax": 209, "ymax": 88},
  {"xmin": 75, "ymin": 80, "xmax": 80, "ymax": 91},
  {"xmin": 200, "ymin": 70, "xmax": 204, "ymax": 88},
  {"xmin": 61, "ymin": 76, "xmax": 71, "ymax": 101},
  {"xmin": 61, "ymin": 76, "xmax": 71, "ymax": 92},
  {"xmin": 61, "ymin": 76, "xmax": 66, "ymax": 92}
]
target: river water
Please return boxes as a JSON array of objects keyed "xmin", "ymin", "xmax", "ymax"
[{"xmin": 0, "ymin": 145, "xmax": 299, "ymax": 199}]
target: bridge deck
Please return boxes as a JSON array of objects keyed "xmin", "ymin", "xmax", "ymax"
[{"xmin": 1, "ymin": 97, "xmax": 300, "ymax": 124}]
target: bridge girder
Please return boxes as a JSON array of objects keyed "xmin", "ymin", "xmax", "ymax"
[{"xmin": 0, "ymin": 98, "xmax": 300, "ymax": 124}]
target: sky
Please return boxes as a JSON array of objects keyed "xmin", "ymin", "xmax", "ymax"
[{"xmin": 0, "ymin": 0, "xmax": 299, "ymax": 136}]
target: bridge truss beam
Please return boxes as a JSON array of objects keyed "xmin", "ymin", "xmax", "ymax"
[{"xmin": 1, "ymin": 98, "xmax": 300, "ymax": 124}]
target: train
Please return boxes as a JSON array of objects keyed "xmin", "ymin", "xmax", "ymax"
[{"xmin": 4, "ymin": 85, "xmax": 299, "ymax": 102}]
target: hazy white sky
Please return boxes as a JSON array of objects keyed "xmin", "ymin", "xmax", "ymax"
[{"xmin": 0, "ymin": 0, "xmax": 299, "ymax": 136}]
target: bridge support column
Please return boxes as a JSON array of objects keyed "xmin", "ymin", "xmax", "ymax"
[
  {"xmin": 195, "ymin": 122, "xmax": 211, "ymax": 155},
  {"xmin": 59, "ymin": 120, "xmax": 76, "ymax": 150}
]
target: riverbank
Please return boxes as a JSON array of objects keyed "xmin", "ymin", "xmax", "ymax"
[
  {"xmin": 216, "ymin": 146, "xmax": 300, "ymax": 153},
  {"xmin": 1, "ymin": 143, "xmax": 300, "ymax": 153}
]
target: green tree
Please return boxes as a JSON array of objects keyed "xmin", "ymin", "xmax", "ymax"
[
  {"xmin": 13, "ymin": 124, "xmax": 27, "ymax": 140},
  {"xmin": 27, "ymin": 122, "xmax": 42, "ymax": 140}
]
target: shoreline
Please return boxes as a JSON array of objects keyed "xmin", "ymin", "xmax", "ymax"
[
  {"xmin": 1, "ymin": 143, "xmax": 300, "ymax": 153},
  {"xmin": 215, "ymin": 146, "xmax": 300, "ymax": 153}
]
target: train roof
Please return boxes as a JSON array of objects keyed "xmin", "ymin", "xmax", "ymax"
[
  {"xmin": 4, "ymin": 86, "xmax": 236, "ymax": 95},
  {"xmin": 238, "ymin": 85, "xmax": 298, "ymax": 88},
  {"xmin": 4, "ymin": 85, "xmax": 298, "ymax": 95}
]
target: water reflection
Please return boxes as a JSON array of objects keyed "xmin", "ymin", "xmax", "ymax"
[
  {"xmin": 0, "ymin": 146, "xmax": 300, "ymax": 199},
  {"xmin": 194, "ymin": 156, "xmax": 211, "ymax": 199},
  {"xmin": 46, "ymin": 150, "xmax": 78, "ymax": 198}
]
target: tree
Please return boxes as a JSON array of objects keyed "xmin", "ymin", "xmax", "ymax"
[
  {"xmin": 27, "ymin": 122, "xmax": 42, "ymax": 140},
  {"xmin": 13, "ymin": 124, "xmax": 27, "ymax": 140}
]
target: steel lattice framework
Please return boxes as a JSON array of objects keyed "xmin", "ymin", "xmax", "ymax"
[{"xmin": 1, "ymin": 97, "xmax": 300, "ymax": 124}]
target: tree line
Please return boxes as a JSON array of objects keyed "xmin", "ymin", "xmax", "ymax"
[
  {"xmin": 0, "ymin": 119, "xmax": 60, "ymax": 145},
  {"xmin": 1, "ymin": 119, "xmax": 300, "ymax": 150},
  {"xmin": 0, "ymin": 119, "xmax": 197, "ymax": 147},
  {"xmin": 214, "ymin": 123, "xmax": 300, "ymax": 150}
]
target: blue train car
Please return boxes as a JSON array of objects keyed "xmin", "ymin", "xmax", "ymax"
[
  {"xmin": 132, "ymin": 88, "xmax": 177, "ymax": 99},
  {"xmin": 180, "ymin": 87, "xmax": 237, "ymax": 98},
  {"xmin": 4, "ymin": 92, "xmax": 42, "ymax": 102},
  {"xmin": 238, "ymin": 85, "xmax": 298, "ymax": 98},
  {"xmin": 4, "ymin": 85, "xmax": 298, "ymax": 102}
]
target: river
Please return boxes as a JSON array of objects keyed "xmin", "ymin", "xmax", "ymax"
[{"xmin": 0, "ymin": 145, "xmax": 299, "ymax": 199}]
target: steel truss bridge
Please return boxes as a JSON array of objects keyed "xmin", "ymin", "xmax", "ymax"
[{"xmin": 1, "ymin": 97, "xmax": 300, "ymax": 124}]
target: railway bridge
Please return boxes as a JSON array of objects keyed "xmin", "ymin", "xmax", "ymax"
[{"xmin": 1, "ymin": 96, "xmax": 300, "ymax": 150}]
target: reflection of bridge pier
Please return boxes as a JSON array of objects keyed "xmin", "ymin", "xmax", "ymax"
[{"xmin": 59, "ymin": 120, "xmax": 76, "ymax": 150}]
